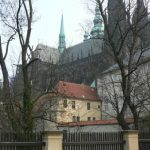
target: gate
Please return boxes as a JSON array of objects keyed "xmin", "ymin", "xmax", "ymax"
[
  {"xmin": 63, "ymin": 132, "xmax": 125, "ymax": 150},
  {"xmin": 0, "ymin": 132, "xmax": 45, "ymax": 150},
  {"xmin": 139, "ymin": 132, "xmax": 150, "ymax": 150}
]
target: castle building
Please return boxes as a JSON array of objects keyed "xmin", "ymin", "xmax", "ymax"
[
  {"xmin": 51, "ymin": 81, "xmax": 101, "ymax": 123},
  {"xmin": 15, "ymin": 0, "xmax": 150, "ymax": 100},
  {"xmin": 30, "ymin": 4, "xmax": 112, "ymax": 93}
]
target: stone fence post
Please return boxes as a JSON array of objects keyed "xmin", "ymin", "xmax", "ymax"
[
  {"xmin": 42, "ymin": 131, "xmax": 63, "ymax": 150},
  {"xmin": 123, "ymin": 130, "xmax": 139, "ymax": 150},
  {"xmin": 42, "ymin": 130, "xmax": 139, "ymax": 150}
]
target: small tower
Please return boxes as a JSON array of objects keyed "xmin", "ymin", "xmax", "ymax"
[
  {"xmin": 90, "ymin": 5, "xmax": 104, "ymax": 39},
  {"xmin": 90, "ymin": 80, "xmax": 96, "ymax": 88},
  {"xmin": 84, "ymin": 31, "xmax": 89, "ymax": 41},
  {"xmin": 58, "ymin": 14, "xmax": 66, "ymax": 53}
]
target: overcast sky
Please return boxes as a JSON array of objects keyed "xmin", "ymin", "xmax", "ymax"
[
  {"xmin": 0, "ymin": 0, "xmax": 95, "ymax": 79},
  {"xmin": 31, "ymin": 0, "xmax": 94, "ymax": 48}
]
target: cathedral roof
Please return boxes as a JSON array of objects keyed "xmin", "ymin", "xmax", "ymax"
[
  {"xmin": 101, "ymin": 47, "xmax": 150, "ymax": 75},
  {"xmin": 33, "ymin": 44, "xmax": 60, "ymax": 64},
  {"xmin": 60, "ymin": 39, "xmax": 103, "ymax": 64}
]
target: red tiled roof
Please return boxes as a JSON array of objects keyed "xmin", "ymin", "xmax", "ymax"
[
  {"xmin": 58, "ymin": 118, "xmax": 134, "ymax": 127},
  {"xmin": 54, "ymin": 81, "xmax": 100, "ymax": 101}
]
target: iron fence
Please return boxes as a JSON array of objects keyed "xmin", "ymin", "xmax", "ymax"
[
  {"xmin": 0, "ymin": 132, "xmax": 45, "ymax": 150},
  {"xmin": 63, "ymin": 132, "xmax": 125, "ymax": 150},
  {"xmin": 139, "ymin": 132, "xmax": 150, "ymax": 150}
]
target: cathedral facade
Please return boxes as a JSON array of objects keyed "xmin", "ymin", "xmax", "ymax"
[
  {"xmin": 15, "ymin": 0, "xmax": 150, "ymax": 94},
  {"xmin": 31, "ymin": 4, "xmax": 111, "ymax": 92}
]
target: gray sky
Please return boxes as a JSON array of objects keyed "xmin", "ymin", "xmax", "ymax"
[
  {"xmin": 0, "ymin": 0, "xmax": 95, "ymax": 79},
  {"xmin": 30, "ymin": 0, "xmax": 94, "ymax": 48}
]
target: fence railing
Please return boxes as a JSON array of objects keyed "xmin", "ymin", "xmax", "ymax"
[
  {"xmin": 63, "ymin": 132, "xmax": 125, "ymax": 150},
  {"xmin": 0, "ymin": 132, "xmax": 45, "ymax": 150},
  {"xmin": 139, "ymin": 132, "xmax": 150, "ymax": 150},
  {"xmin": 0, "ymin": 130, "xmax": 148, "ymax": 150}
]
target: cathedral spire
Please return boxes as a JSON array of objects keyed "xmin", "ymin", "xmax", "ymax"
[
  {"xmin": 90, "ymin": 4, "xmax": 104, "ymax": 39},
  {"xmin": 133, "ymin": 0, "xmax": 147, "ymax": 22},
  {"xmin": 137, "ymin": 0, "xmax": 145, "ymax": 9},
  {"xmin": 107, "ymin": 0, "xmax": 127, "ymax": 47},
  {"xmin": 132, "ymin": 0, "xmax": 150, "ymax": 47},
  {"xmin": 136, "ymin": 0, "xmax": 147, "ymax": 16},
  {"xmin": 58, "ymin": 14, "xmax": 66, "ymax": 53}
]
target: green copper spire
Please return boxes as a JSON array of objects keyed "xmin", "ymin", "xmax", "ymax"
[
  {"xmin": 90, "ymin": 80, "xmax": 96, "ymax": 88},
  {"xmin": 91, "ymin": 4, "xmax": 104, "ymax": 38},
  {"xmin": 58, "ymin": 14, "xmax": 66, "ymax": 53},
  {"xmin": 60, "ymin": 14, "xmax": 65, "ymax": 35}
]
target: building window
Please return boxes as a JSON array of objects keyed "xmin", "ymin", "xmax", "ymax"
[
  {"xmin": 72, "ymin": 116, "xmax": 76, "ymax": 122},
  {"xmin": 72, "ymin": 116, "xmax": 80, "ymax": 122},
  {"xmin": 49, "ymin": 114, "xmax": 52, "ymax": 121},
  {"xmin": 98, "ymin": 105, "xmax": 100, "ymax": 109},
  {"xmin": 63, "ymin": 99, "xmax": 67, "ymax": 108},
  {"xmin": 88, "ymin": 117, "xmax": 91, "ymax": 121},
  {"xmin": 77, "ymin": 116, "xmax": 80, "ymax": 122},
  {"xmin": 93, "ymin": 117, "xmax": 96, "ymax": 120},
  {"xmin": 72, "ymin": 101, "xmax": 75, "ymax": 109},
  {"xmin": 104, "ymin": 104, "xmax": 108, "ymax": 111},
  {"xmin": 87, "ymin": 103, "xmax": 90, "ymax": 110}
]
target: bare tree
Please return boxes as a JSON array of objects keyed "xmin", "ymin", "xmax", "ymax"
[
  {"xmin": 98, "ymin": 62, "xmax": 150, "ymax": 125},
  {"xmin": 92, "ymin": 0, "xmax": 150, "ymax": 129},
  {"xmin": 0, "ymin": 0, "xmax": 36, "ymax": 132}
]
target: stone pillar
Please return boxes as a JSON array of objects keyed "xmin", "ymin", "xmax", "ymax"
[
  {"xmin": 42, "ymin": 131, "xmax": 63, "ymax": 150},
  {"xmin": 123, "ymin": 130, "xmax": 139, "ymax": 150}
]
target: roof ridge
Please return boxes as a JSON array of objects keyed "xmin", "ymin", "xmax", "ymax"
[
  {"xmin": 58, "ymin": 118, "xmax": 134, "ymax": 127},
  {"xmin": 58, "ymin": 80, "xmax": 95, "ymax": 88},
  {"xmin": 54, "ymin": 81, "xmax": 99, "ymax": 101}
]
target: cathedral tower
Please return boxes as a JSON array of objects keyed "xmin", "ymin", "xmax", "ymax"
[
  {"xmin": 58, "ymin": 14, "xmax": 66, "ymax": 53},
  {"xmin": 132, "ymin": 0, "xmax": 150, "ymax": 47},
  {"xmin": 90, "ymin": 4, "xmax": 104, "ymax": 39},
  {"xmin": 107, "ymin": 0, "xmax": 127, "ymax": 51},
  {"xmin": 107, "ymin": 0, "xmax": 126, "ymax": 37}
]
